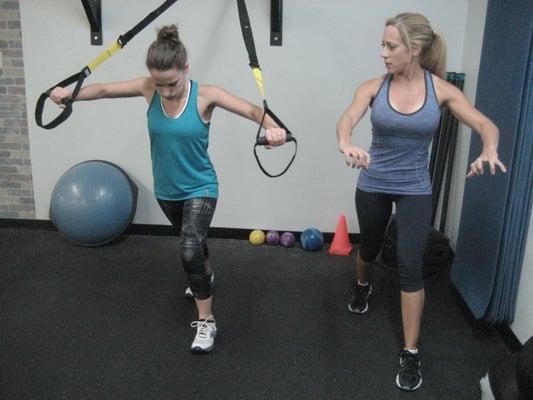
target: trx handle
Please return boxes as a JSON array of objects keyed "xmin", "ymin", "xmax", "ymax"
[
  {"xmin": 253, "ymin": 103, "xmax": 297, "ymax": 178},
  {"xmin": 35, "ymin": 0, "xmax": 178, "ymax": 130},
  {"xmin": 256, "ymin": 133, "xmax": 295, "ymax": 146},
  {"xmin": 255, "ymin": 105, "xmax": 295, "ymax": 146},
  {"xmin": 35, "ymin": 68, "xmax": 89, "ymax": 130}
]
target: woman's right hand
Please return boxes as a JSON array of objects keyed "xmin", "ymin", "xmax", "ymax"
[
  {"xmin": 49, "ymin": 87, "xmax": 72, "ymax": 107},
  {"xmin": 339, "ymin": 144, "xmax": 370, "ymax": 169}
]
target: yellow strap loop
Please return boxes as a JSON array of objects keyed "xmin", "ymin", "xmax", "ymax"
[
  {"xmin": 87, "ymin": 41, "xmax": 123, "ymax": 72},
  {"xmin": 252, "ymin": 67, "xmax": 265, "ymax": 99}
]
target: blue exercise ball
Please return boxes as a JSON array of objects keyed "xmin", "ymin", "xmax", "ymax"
[
  {"xmin": 50, "ymin": 160, "xmax": 138, "ymax": 246},
  {"xmin": 301, "ymin": 228, "xmax": 324, "ymax": 251}
]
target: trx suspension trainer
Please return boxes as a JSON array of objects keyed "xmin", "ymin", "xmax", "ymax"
[
  {"xmin": 236, "ymin": 0, "xmax": 297, "ymax": 177},
  {"xmin": 35, "ymin": 0, "xmax": 178, "ymax": 130}
]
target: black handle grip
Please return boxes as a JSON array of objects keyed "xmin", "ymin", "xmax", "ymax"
[
  {"xmin": 35, "ymin": 69, "xmax": 87, "ymax": 130},
  {"xmin": 256, "ymin": 132, "xmax": 295, "ymax": 146},
  {"xmin": 35, "ymin": 91, "xmax": 74, "ymax": 130}
]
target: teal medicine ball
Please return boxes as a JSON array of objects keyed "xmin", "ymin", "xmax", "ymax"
[{"xmin": 301, "ymin": 228, "xmax": 324, "ymax": 251}]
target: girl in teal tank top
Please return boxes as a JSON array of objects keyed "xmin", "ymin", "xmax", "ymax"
[{"xmin": 50, "ymin": 24, "xmax": 289, "ymax": 354}]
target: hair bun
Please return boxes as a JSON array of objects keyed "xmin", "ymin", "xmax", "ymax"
[{"xmin": 157, "ymin": 25, "xmax": 180, "ymax": 44}]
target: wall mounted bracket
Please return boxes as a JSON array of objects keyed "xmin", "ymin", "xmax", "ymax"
[
  {"xmin": 81, "ymin": 0, "xmax": 102, "ymax": 45},
  {"xmin": 270, "ymin": 0, "xmax": 282, "ymax": 46}
]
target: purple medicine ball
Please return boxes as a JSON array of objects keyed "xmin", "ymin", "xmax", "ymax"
[
  {"xmin": 280, "ymin": 232, "xmax": 296, "ymax": 247},
  {"xmin": 266, "ymin": 230, "xmax": 280, "ymax": 245}
]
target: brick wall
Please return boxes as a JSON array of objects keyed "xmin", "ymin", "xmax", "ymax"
[{"xmin": 0, "ymin": 0, "xmax": 34, "ymax": 219}]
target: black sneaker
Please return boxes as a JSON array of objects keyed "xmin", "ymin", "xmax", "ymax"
[
  {"xmin": 348, "ymin": 282, "xmax": 372, "ymax": 313},
  {"xmin": 396, "ymin": 349, "xmax": 422, "ymax": 391}
]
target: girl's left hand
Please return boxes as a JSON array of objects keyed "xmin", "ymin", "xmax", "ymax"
[
  {"xmin": 467, "ymin": 149, "xmax": 507, "ymax": 178},
  {"xmin": 265, "ymin": 128, "xmax": 287, "ymax": 148}
]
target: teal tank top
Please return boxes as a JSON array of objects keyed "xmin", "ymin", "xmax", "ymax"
[{"xmin": 147, "ymin": 80, "xmax": 218, "ymax": 200}]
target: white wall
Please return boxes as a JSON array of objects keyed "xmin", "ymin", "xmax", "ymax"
[{"xmin": 20, "ymin": 0, "xmax": 470, "ymax": 233}]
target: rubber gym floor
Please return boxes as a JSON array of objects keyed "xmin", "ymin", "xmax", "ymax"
[{"xmin": 0, "ymin": 227, "xmax": 510, "ymax": 399}]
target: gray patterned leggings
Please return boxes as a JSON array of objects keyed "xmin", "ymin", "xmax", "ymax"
[{"xmin": 157, "ymin": 197, "xmax": 217, "ymax": 300}]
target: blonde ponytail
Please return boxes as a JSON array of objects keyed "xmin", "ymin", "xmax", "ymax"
[{"xmin": 421, "ymin": 31, "xmax": 447, "ymax": 79}]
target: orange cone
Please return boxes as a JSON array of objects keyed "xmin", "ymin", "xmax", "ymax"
[{"xmin": 328, "ymin": 214, "xmax": 353, "ymax": 256}]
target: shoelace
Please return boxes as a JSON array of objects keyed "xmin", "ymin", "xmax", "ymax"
[
  {"xmin": 352, "ymin": 284, "xmax": 369, "ymax": 301},
  {"xmin": 191, "ymin": 318, "xmax": 215, "ymax": 339},
  {"xmin": 400, "ymin": 352, "xmax": 420, "ymax": 376},
  {"xmin": 356, "ymin": 285, "xmax": 369, "ymax": 295}
]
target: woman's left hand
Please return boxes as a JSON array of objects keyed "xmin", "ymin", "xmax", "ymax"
[
  {"xmin": 265, "ymin": 128, "xmax": 287, "ymax": 148},
  {"xmin": 467, "ymin": 148, "xmax": 507, "ymax": 178}
]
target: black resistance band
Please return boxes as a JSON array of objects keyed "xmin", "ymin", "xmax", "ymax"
[
  {"xmin": 236, "ymin": 0, "xmax": 297, "ymax": 177},
  {"xmin": 35, "ymin": 0, "xmax": 178, "ymax": 130}
]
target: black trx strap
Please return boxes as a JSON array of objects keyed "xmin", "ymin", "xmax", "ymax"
[
  {"xmin": 35, "ymin": 0, "xmax": 178, "ymax": 130},
  {"xmin": 236, "ymin": 0, "xmax": 297, "ymax": 178}
]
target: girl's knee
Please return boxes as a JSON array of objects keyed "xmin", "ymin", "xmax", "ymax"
[{"xmin": 181, "ymin": 238, "xmax": 206, "ymax": 266}]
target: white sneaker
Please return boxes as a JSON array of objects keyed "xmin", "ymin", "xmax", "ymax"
[
  {"xmin": 190, "ymin": 317, "xmax": 217, "ymax": 353},
  {"xmin": 185, "ymin": 272, "xmax": 215, "ymax": 299}
]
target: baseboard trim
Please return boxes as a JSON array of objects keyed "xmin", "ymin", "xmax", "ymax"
[
  {"xmin": 0, "ymin": 218, "xmax": 360, "ymax": 243},
  {"xmin": 0, "ymin": 218, "xmax": 57, "ymax": 231}
]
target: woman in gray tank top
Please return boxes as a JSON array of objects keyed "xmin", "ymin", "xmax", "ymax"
[{"xmin": 336, "ymin": 12, "xmax": 506, "ymax": 392}]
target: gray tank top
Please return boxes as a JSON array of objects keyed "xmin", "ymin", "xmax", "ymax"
[{"xmin": 358, "ymin": 70, "xmax": 441, "ymax": 195}]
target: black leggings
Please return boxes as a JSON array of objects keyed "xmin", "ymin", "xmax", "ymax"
[
  {"xmin": 355, "ymin": 188, "xmax": 432, "ymax": 292},
  {"xmin": 157, "ymin": 197, "xmax": 217, "ymax": 300}
]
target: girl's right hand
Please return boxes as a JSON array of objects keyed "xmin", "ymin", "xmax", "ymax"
[
  {"xmin": 339, "ymin": 145, "xmax": 370, "ymax": 169},
  {"xmin": 49, "ymin": 87, "xmax": 71, "ymax": 107}
]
